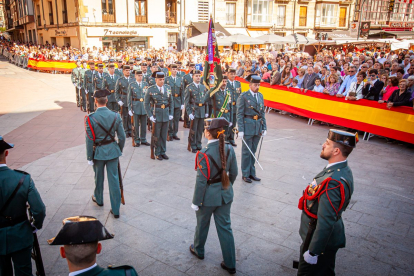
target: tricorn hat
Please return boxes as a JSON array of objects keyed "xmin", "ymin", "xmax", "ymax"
[
  {"xmin": 97, "ymin": 64, "xmax": 104, "ymax": 68},
  {"xmin": 123, "ymin": 65, "xmax": 131, "ymax": 70},
  {"xmin": 204, "ymin": 117, "xmax": 230, "ymax": 130},
  {"xmin": 152, "ymin": 71, "xmax": 165, "ymax": 78},
  {"xmin": 246, "ymin": 74, "xmax": 261, "ymax": 83},
  {"xmin": 135, "ymin": 70, "xmax": 143, "ymax": 75},
  {"xmin": 228, "ymin": 68, "xmax": 236, "ymax": 73},
  {"xmin": 170, "ymin": 64, "xmax": 178, "ymax": 69},
  {"xmin": 108, "ymin": 64, "xmax": 115, "ymax": 68},
  {"xmin": 192, "ymin": 69, "xmax": 201, "ymax": 75},
  {"xmin": 48, "ymin": 216, "xmax": 114, "ymax": 245},
  {"xmin": 93, "ymin": 89, "xmax": 111, "ymax": 98},
  {"xmin": 0, "ymin": 136, "xmax": 14, "ymax": 152},
  {"xmin": 327, "ymin": 129, "xmax": 358, "ymax": 148}
]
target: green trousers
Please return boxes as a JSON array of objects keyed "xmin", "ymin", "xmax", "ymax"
[
  {"xmin": 228, "ymin": 112, "xmax": 237, "ymax": 143},
  {"xmin": 87, "ymin": 93, "xmax": 95, "ymax": 112},
  {"xmin": 0, "ymin": 246, "xmax": 32, "ymax": 276},
  {"xmin": 106, "ymin": 102, "xmax": 119, "ymax": 112},
  {"xmin": 241, "ymin": 134, "xmax": 261, "ymax": 178},
  {"xmin": 168, "ymin": 108, "xmax": 181, "ymax": 138},
  {"xmin": 80, "ymin": 88, "xmax": 86, "ymax": 110},
  {"xmin": 75, "ymin": 86, "xmax": 80, "ymax": 106},
  {"xmin": 190, "ymin": 118, "xmax": 204, "ymax": 150},
  {"xmin": 133, "ymin": 114, "xmax": 148, "ymax": 143},
  {"xmin": 120, "ymin": 106, "xmax": 132, "ymax": 135},
  {"xmin": 194, "ymin": 201, "xmax": 236, "ymax": 269},
  {"xmin": 297, "ymin": 244, "xmax": 338, "ymax": 276},
  {"xmin": 154, "ymin": 121, "xmax": 168, "ymax": 156},
  {"xmin": 93, "ymin": 158, "xmax": 121, "ymax": 215}
]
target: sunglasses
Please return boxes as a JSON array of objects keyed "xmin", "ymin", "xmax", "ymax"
[
  {"xmin": 349, "ymin": 70, "xmax": 356, "ymax": 72},
  {"xmin": 370, "ymin": 74, "xmax": 376, "ymax": 77}
]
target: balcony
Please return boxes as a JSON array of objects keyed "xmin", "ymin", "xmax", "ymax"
[
  {"xmin": 102, "ymin": 9, "xmax": 116, "ymax": 23},
  {"xmin": 166, "ymin": 11, "xmax": 176, "ymax": 24}
]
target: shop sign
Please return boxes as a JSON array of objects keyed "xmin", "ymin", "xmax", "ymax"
[
  {"xmin": 103, "ymin": 29, "xmax": 138, "ymax": 36},
  {"xmin": 54, "ymin": 29, "xmax": 77, "ymax": 37},
  {"xmin": 389, "ymin": 22, "xmax": 414, "ymax": 28}
]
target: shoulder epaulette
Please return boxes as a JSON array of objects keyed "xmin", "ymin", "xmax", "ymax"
[
  {"xmin": 107, "ymin": 264, "xmax": 135, "ymax": 270},
  {"xmin": 14, "ymin": 169, "xmax": 29, "ymax": 175}
]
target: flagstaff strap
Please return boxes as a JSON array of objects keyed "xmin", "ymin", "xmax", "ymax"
[{"xmin": 217, "ymin": 91, "xmax": 231, "ymax": 118}]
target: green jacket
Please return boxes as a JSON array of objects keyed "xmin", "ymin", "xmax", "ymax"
[
  {"xmin": 0, "ymin": 166, "xmax": 46, "ymax": 255},
  {"xmin": 165, "ymin": 75, "xmax": 184, "ymax": 108},
  {"xmin": 76, "ymin": 264, "xmax": 138, "ymax": 276},
  {"xmin": 115, "ymin": 76, "xmax": 133, "ymax": 104},
  {"xmin": 127, "ymin": 81, "xmax": 148, "ymax": 115},
  {"xmin": 227, "ymin": 80, "xmax": 242, "ymax": 113},
  {"xmin": 94, "ymin": 72, "xmax": 104, "ymax": 92},
  {"xmin": 183, "ymin": 73, "xmax": 193, "ymax": 89},
  {"xmin": 192, "ymin": 141, "xmax": 238, "ymax": 207},
  {"xmin": 85, "ymin": 107, "xmax": 126, "ymax": 161},
  {"xmin": 299, "ymin": 161, "xmax": 354, "ymax": 255},
  {"xmin": 115, "ymin": 68, "xmax": 123, "ymax": 78},
  {"xmin": 184, "ymin": 82, "xmax": 209, "ymax": 118},
  {"xmin": 236, "ymin": 90, "xmax": 267, "ymax": 136},
  {"xmin": 71, "ymin": 67, "xmax": 83, "ymax": 87},
  {"xmin": 84, "ymin": 69, "xmax": 96, "ymax": 94},
  {"xmin": 144, "ymin": 84, "xmax": 173, "ymax": 122},
  {"xmin": 160, "ymin": 67, "xmax": 169, "ymax": 76},
  {"xmin": 101, "ymin": 74, "xmax": 119, "ymax": 103},
  {"xmin": 177, "ymin": 71, "xmax": 186, "ymax": 78},
  {"xmin": 147, "ymin": 76, "xmax": 156, "ymax": 86},
  {"xmin": 142, "ymin": 72, "xmax": 151, "ymax": 83},
  {"xmin": 210, "ymin": 88, "xmax": 233, "ymax": 122}
]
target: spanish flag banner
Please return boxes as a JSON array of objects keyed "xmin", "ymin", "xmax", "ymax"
[
  {"xmin": 27, "ymin": 59, "xmax": 77, "ymax": 72},
  {"xmin": 236, "ymin": 77, "xmax": 414, "ymax": 144}
]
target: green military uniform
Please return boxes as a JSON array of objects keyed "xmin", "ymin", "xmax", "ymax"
[
  {"xmin": 102, "ymin": 72, "xmax": 120, "ymax": 112},
  {"xmin": 94, "ymin": 70, "xmax": 104, "ymax": 92},
  {"xmin": 84, "ymin": 65, "xmax": 97, "ymax": 113},
  {"xmin": 236, "ymin": 79, "xmax": 266, "ymax": 180},
  {"xmin": 182, "ymin": 72, "xmax": 194, "ymax": 128},
  {"xmin": 85, "ymin": 97, "xmax": 126, "ymax": 216},
  {"xmin": 115, "ymin": 72, "xmax": 133, "ymax": 136},
  {"xmin": 185, "ymin": 81, "xmax": 209, "ymax": 151},
  {"xmin": 209, "ymin": 87, "xmax": 233, "ymax": 141},
  {"xmin": 73, "ymin": 265, "xmax": 139, "ymax": 275},
  {"xmin": 160, "ymin": 67, "xmax": 169, "ymax": 76},
  {"xmin": 191, "ymin": 118, "xmax": 238, "ymax": 272},
  {"xmin": 71, "ymin": 64, "xmax": 82, "ymax": 107},
  {"xmin": 79, "ymin": 65, "xmax": 87, "ymax": 111},
  {"xmin": 147, "ymin": 76, "xmax": 156, "ymax": 86},
  {"xmin": 226, "ymin": 78, "xmax": 242, "ymax": 145},
  {"xmin": 165, "ymin": 73, "xmax": 184, "ymax": 140},
  {"xmin": 128, "ymin": 79, "xmax": 149, "ymax": 145},
  {"xmin": 0, "ymin": 137, "xmax": 46, "ymax": 276},
  {"xmin": 115, "ymin": 62, "xmax": 123, "ymax": 78},
  {"xmin": 142, "ymin": 71, "xmax": 150, "ymax": 83},
  {"xmin": 144, "ymin": 73, "xmax": 173, "ymax": 159}
]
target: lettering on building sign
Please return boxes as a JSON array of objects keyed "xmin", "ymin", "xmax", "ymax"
[
  {"xmin": 55, "ymin": 30, "xmax": 68, "ymax": 36},
  {"xmin": 389, "ymin": 22, "xmax": 414, "ymax": 28},
  {"xmin": 103, "ymin": 29, "xmax": 138, "ymax": 36}
]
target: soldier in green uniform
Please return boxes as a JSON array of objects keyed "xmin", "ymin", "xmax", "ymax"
[
  {"xmin": 144, "ymin": 71, "xmax": 173, "ymax": 160},
  {"xmin": 147, "ymin": 63, "xmax": 159, "ymax": 86},
  {"xmin": 71, "ymin": 60, "xmax": 83, "ymax": 107},
  {"xmin": 128, "ymin": 70, "xmax": 150, "ymax": 147},
  {"xmin": 176, "ymin": 61, "xmax": 185, "ymax": 78},
  {"xmin": 165, "ymin": 64, "xmax": 184, "ymax": 141},
  {"xmin": 183, "ymin": 63, "xmax": 196, "ymax": 128},
  {"xmin": 115, "ymin": 59, "xmax": 123, "ymax": 78},
  {"xmin": 79, "ymin": 61, "xmax": 88, "ymax": 112},
  {"xmin": 185, "ymin": 70, "xmax": 209, "ymax": 153},
  {"xmin": 115, "ymin": 65, "xmax": 133, "ymax": 138},
  {"xmin": 94, "ymin": 64, "xmax": 104, "ymax": 92},
  {"xmin": 85, "ymin": 90, "xmax": 126, "ymax": 218},
  {"xmin": 189, "ymin": 118, "xmax": 238, "ymax": 275},
  {"xmin": 236, "ymin": 74, "xmax": 267, "ymax": 183},
  {"xmin": 158, "ymin": 59, "xmax": 169, "ymax": 76},
  {"xmin": 227, "ymin": 68, "xmax": 241, "ymax": 147},
  {"xmin": 0, "ymin": 136, "xmax": 46, "ymax": 275},
  {"xmin": 103, "ymin": 59, "xmax": 109, "ymax": 75},
  {"xmin": 102, "ymin": 63, "xmax": 119, "ymax": 112},
  {"xmin": 141, "ymin": 63, "xmax": 150, "ymax": 83},
  {"xmin": 48, "ymin": 216, "xmax": 138, "ymax": 275},
  {"xmin": 296, "ymin": 130, "xmax": 357, "ymax": 275},
  {"xmin": 84, "ymin": 61, "xmax": 97, "ymax": 113}
]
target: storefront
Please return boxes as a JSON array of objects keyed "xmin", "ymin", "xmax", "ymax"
[{"xmin": 36, "ymin": 27, "xmax": 79, "ymax": 48}]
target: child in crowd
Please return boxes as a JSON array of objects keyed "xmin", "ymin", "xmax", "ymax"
[
  {"xmin": 313, "ymin": 78, "xmax": 325, "ymax": 93},
  {"xmin": 291, "ymin": 78, "xmax": 299, "ymax": 88}
]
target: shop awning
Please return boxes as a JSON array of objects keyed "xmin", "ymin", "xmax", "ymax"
[
  {"xmin": 226, "ymin": 28, "xmax": 250, "ymax": 37},
  {"xmin": 191, "ymin": 22, "xmax": 231, "ymax": 37},
  {"xmin": 247, "ymin": 30, "xmax": 269, "ymax": 38},
  {"xmin": 327, "ymin": 30, "xmax": 358, "ymax": 40},
  {"xmin": 369, "ymin": 30, "xmax": 414, "ymax": 39},
  {"xmin": 187, "ymin": 33, "xmax": 233, "ymax": 46}
]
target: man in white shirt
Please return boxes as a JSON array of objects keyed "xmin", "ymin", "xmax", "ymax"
[
  {"xmin": 377, "ymin": 52, "xmax": 387, "ymax": 64},
  {"xmin": 336, "ymin": 66, "xmax": 358, "ymax": 97}
]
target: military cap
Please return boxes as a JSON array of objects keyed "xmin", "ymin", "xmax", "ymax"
[
  {"xmin": 189, "ymin": 63, "xmax": 196, "ymax": 67},
  {"xmin": 141, "ymin": 63, "xmax": 147, "ymax": 66},
  {"xmin": 123, "ymin": 65, "xmax": 131, "ymax": 70},
  {"xmin": 176, "ymin": 61, "xmax": 182, "ymax": 65},
  {"xmin": 108, "ymin": 64, "xmax": 115, "ymax": 68},
  {"xmin": 151, "ymin": 63, "xmax": 158, "ymax": 67},
  {"xmin": 103, "ymin": 60, "xmax": 109, "ymax": 63},
  {"xmin": 327, "ymin": 129, "xmax": 358, "ymax": 148},
  {"xmin": 135, "ymin": 70, "xmax": 143, "ymax": 75},
  {"xmin": 88, "ymin": 61, "xmax": 95, "ymax": 66},
  {"xmin": 109, "ymin": 58, "xmax": 115, "ymax": 63},
  {"xmin": 117, "ymin": 59, "xmax": 123, "ymax": 63},
  {"xmin": 223, "ymin": 75, "xmax": 228, "ymax": 80},
  {"xmin": 204, "ymin": 118, "xmax": 230, "ymax": 130},
  {"xmin": 158, "ymin": 59, "xmax": 164, "ymax": 62},
  {"xmin": 0, "ymin": 136, "xmax": 14, "ymax": 152},
  {"xmin": 192, "ymin": 69, "xmax": 202, "ymax": 75},
  {"xmin": 228, "ymin": 68, "xmax": 236, "ymax": 73},
  {"xmin": 93, "ymin": 89, "xmax": 111, "ymax": 98},
  {"xmin": 246, "ymin": 74, "xmax": 261, "ymax": 83},
  {"xmin": 146, "ymin": 57, "xmax": 152, "ymax": 61},
  {"xmin": 171, "ymin": 64, "xmax": 178, "ymax": 69},
  {"xmin": 97, "ymin": 64, "xmax": 104, "ymax": 68},
  {"xmin": 152, "ymin": 71, "xmax": 165, "ymax": 78},
  {"xmin": 129, "ymin": 60, "xmax": 134, "ymax": 64},
  {"xmin": 136, "ymin": 57, "xmax": 141, "ymax": 61},
  {"xmin": 48, "ymin": 216, "xmax": 114, "ymax": 245}
]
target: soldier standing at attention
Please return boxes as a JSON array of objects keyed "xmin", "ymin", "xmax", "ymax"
[
  {"xmin": 71, "ymin": 60, "xmax": 82, "ymax": 108},
  {"xmin": 227, "ymin": 68, "xmax": 241, "ymax": 147},
  {"xmin": 176, "ymin": 61, "xmax": 185, "ymax": 78},
  {"xmin": 147, "ymin": 63, "xmax": 159, "ymax": 86},
  {"xmin": 165, "ymin": 64, "xmax": 184, "ymax": 141},
  {"xmin": 94, "ymin": 64, "xmax": 104, "ymax": 92},
  {"xmin": 85, "ymin": 89, "xmax": 126, "ymax": 218},
  {"xmin": 189, "ymin": 118, "xmax": 238, "ymax": 275},
  {"xmin": 115, "ymin": 65, "xmax": 133, "ymax": 138},
  {"xmin": 158, "ymin": 59, "xmax": 169, "ymax": 76},
  {"xmin": 141, "ymin": 63, "xmax": 150, "ymax": 83},
  {"xmin": 102, "ymin": 63, "xmax": 119, "ymax": 112},
  {"xmin": 185, "ymin": 70, "xmax": 209, "ymax": 153},
  {"xmin": 48, "ymin": 216, "xmax": 138, "ymax": 275},
  {"xmin": 84, "ymin": 61, "xmax": 97, "ymax": 113},
  {"xmin": 102, "ymin": 59, "xmax": 109, "ymax": 75},
  {"xmin": 0, "ymin": 136, "xmax": 46, "ymax": 275},
  {"xmin": 79, "ymin": 61, "xmax": 88, "ymax": 112},
  {"xmin": 236, "ymin": 74, "xmax": 267, "ymax": 183},
  {"xmin": 115, "ymin": 59, "xmax": 123, "ymax": 78},
  {"xmin": 144, "ymin": 71, "xmax": 173, "ymax": 161},
  {"xmin": 128, "ymin": 70, "xmax": 150, "ymax": 147},
  {"xmin": 183, "ymin": 63, "xmax": 196, "ymax": 128},
  {"xmin": 296, "ymin": 130, "xmax": 357, "ymax": 275}
]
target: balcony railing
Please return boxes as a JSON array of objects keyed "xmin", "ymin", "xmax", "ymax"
[
  {"xmin": 135, "ymin": 14, "xmax": 147, "ymax": 23},
  {"xmin": 102, "ymin": 9, "xmax": 115, "ymax": 23},
  {"xmin": 166, "ymin": 11, "xmax": 176, "ymax": 24}
]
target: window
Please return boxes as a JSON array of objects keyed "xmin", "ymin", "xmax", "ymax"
[
  {"xmin": 315, "ymin": 4, "xmax": 338, "ymax": 27},
  {"xmin": 135, "ymin": 0, "xmax": 147, "ymax": 23},
  {"xmin": 276, "ymin": 5, "xmax": 285, "ymax": 26},
  {"xmin": 247, "ymin": 0, "xmax": 273, "ymax": 26},
  {"xmin": 198, "ymin": 0, "xmax": 209, "ymax": 22},
  {"xmin": 168, "ymin": 33, "xmax": 177, "ymax": 45},
  {"xmin": 48, "ymin": 1, "xmax": 54, "ymax": 25},
  {"xmin": 339, "ymin": 7, "xmax": 346, "ymax": 27},
  {"xmin": 226, "ymin": 3, "xmax": 236, "ymax": 25},
  {"xmin": 62, "ymin": 0, "xmax": 68, "ymax": 24},
  {"xmin": 36, "ymin": 5, "xmax": 41, "ymax": 26},
  {"xmin": 166, "ymin": 0, "xmax": 177, "ymax": 24},
  {"xmin": 359, "ymin": 0, "xmax": 413, "ymax": 24},
  {"xmin": 299, "ymin": 6, "xmax": 307, "ymax": 27},
  {"xmin": 102, "ymin": 0, "xmax": 116, "ymax": 23}
]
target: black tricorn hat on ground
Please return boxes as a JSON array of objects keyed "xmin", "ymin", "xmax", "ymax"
[
  {"xmin": 204, "ymin": 118, "xmax": 230, "ymax": 130},
  {"xmin": 48, "ymin": 216, "xmax": 114, "ymax": 245},
  {"xmin": 327, "ymin": 129, "xmax": 358, "ymax": 148}
]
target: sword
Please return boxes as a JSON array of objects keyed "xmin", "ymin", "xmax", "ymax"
[
  {"xmin": 241, "ymin": 137, "xmax": 264, "ymax": 171},
  {"xmin": 257, "ymin": 136, "xmax": 264, "ymax": 161}
]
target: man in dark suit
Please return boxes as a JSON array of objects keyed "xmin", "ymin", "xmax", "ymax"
[
  {"xmin": 302, "ymin": 66, "xmax": 318, "ymax": 90},
  {"xmin": 363, "ymin": 69, "xmax": 384, "ymax": 101}
]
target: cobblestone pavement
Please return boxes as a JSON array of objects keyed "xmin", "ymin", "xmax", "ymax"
[{"xmin": 1, "ymin": 59, "xmax": 414, "ymax": 276}]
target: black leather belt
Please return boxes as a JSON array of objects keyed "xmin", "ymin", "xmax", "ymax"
[
  {"xmin": 207, "ymin": 178, "xmax": 221, "ymax": 185},
  {"xmin": 119, "ymin": 91, "xmax": 127, "ymax": 95},
  {"xmin": 0, "ymin": 215, "xmax": 28, "ymax": 229},
  {"xmin": 94, "ymin": 139, "xmax": 115, "ymax": 147},
  {"xmin": 155, "ymin": 103, "xmax": 170, "ymax": 109},
  {"xmin": 245, "ymin": 115, "xmax": 261, "ymax": 120}
]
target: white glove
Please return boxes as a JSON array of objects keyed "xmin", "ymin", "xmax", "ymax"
[
  {"xmin": 180, "ymin": 105, "xmax": 184, "ymax": 110},
  {"xmin": 238, "ymin": 132, "xmax": 244, "ymax": 139},
  {"xmin": 150, "ymin": 116, "xmax": 156, "ymax": 123},
  {"xmin": 72, "ymin": 83, "xmax": 77, "ymax": 87},
  {"xmin": 118, "ymin": 101, "xmax": 124, "ymax": 106},
  {"xmin": 303, "ymin": 250, "xmax": 318, "ymax": 265},
  {"xmin": 229, "ymin": 122, "xmax": 233, "ymax": 127},
  {"xmin": 85, "ymin": 89, "xmax": 88, "ymax": 94},
  {"xmin": 191, "ymin": 203, "xmax": 199, "ymax": 211},
  {"xmin": 205, "ymin": 114, "xmax": 209, "ymax": 118},
  {"xmin": 262, "ymin": 130, "xmax": 267, "ymax": 136},
  {"xmin": 88, "ymin": 160, "xmax": 94, "ymax": 166},
  {"xmin": 169, "ymin": 115, "xmax": 173, "ymax": 120},
  {"xmin": 128, "ymin": 110, "xmax": 133, "ymax": 116},
  {"xmin": 31, "ymin": 223, "xmax": 38, "ymax": 233},
  {"xmin": 189, "ymin": 114, "xmax": 195, "ymax": 120}
]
